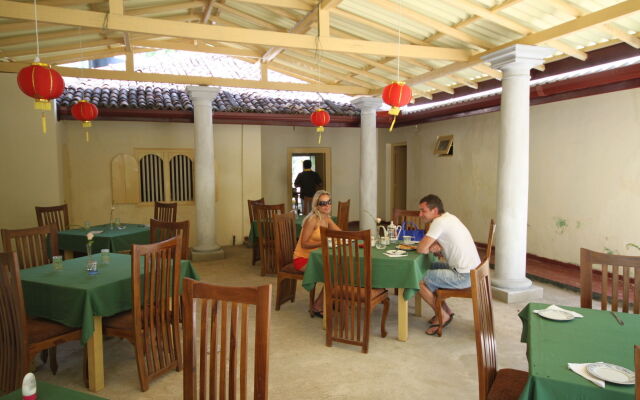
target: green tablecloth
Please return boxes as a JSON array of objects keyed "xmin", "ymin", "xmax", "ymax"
[
  {"xmin": 20, "ymin": 253, "xmax": 199, "ymax": 344},
  {"xmin": 302, "ymin": 246, "xmax": 434, "ymax": 300},
  {"xmin": 0, "ymin": 381, "xmax": 107, "ymax": 399},
  {"xmin": 518, "ymin": 303, "xmax": 638, "ymax": 400},
  {"xmin": 58, "ymin": 224, "xmax": 150, "ymax": 253},
  {"xmin": 248, "ymin": 215, "xmax": 337, "ymax": 245}
]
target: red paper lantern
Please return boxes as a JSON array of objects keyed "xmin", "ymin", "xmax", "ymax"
[
  {"xmin": 382, "ymin": 81, "xmax": 412, "ymax": 131},
  {"xmin": 71, "ymin": 100, "xmax": 99, "ymax": 142},
  {"xmin": 310, "ymin": 108, "xmax": 330, "ymax": 144},
  {"xmin": 16, "ymin": 62, "xmax": 65, "ymax": 133}
]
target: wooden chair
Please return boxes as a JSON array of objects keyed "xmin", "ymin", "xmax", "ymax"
[
  {"xmin": 248, "ymin": 198, "xmax": 265, "ymax": 266},
  {"xmin": 336, "ymin": 199, "xmax": 350, "ymax": 231},
  {"xmin": 392, "ymin": 208, "xmax": 428, "ymax": 232},
  {"xmin": 1, "ymin": 224, "xmax": 59, "ymax": 269},
  {"xmin": 321, "ymin": 227, "xmax": 390, "ymax": 353},
  {"xmin": 433, "ymin": 219, "xmax": 495, "ymax": 336},
  {"xmin": 154, "ymin": 201, "xmax": 178, "ymax": 222},
  {"xmin": 635, "ymin": 345, "xmax": 640, "ymax": 400},
  {"xmin": 103, "ymin": 236, "xmax": 183, "ymax": 391},
  {"xmin": 254, "ymin": 204, "xmax": 284, "ymax": 276},
  {"xmin": 150, "ymin": 218, "xmax": 190, "ymax": 260},
  {"xmin": 471, "ymin": 258, "xmax": 528, "ymax": 400},
  {"xmin": 0, "ymin": 251, "xmax": 81, "ymax": 393},
  {"xmin": 183, "ymin": 278, "xmax": 271, "ymax": 400},
  {"xmin": 580, "ymin": 248, "xmax": 640, "ymax": 312},
  {"xmin": 273, "ymin": 212, "xmax": 315, "ymax": 313},
  {"xmin": 35, "ymin": 204, "xmax": 69, "ymax": 232}
]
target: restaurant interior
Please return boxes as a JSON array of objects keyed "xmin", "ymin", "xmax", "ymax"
[{"xmin": 1, "ymin": 0, "xmax": 640, "ymax": 399}]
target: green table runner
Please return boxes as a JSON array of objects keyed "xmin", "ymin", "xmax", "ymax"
[
  {"xmin": 518, "ymin": 303, "xmax": 637, "ymax": 400},
  {"xmin": 20, "ymin": 253, "xmax": 199, "ymax": 344},
  {"xmin": 58, "ymin": 224, "xmax": 150, "ymax": 253},
  {"xmin": 302, "ymin": 246, "xmax": 434, "ymax": 300},
  {"xmin": 248, "ymin": 215, "xmax": 337, "ymax": 246},
  {"xmin": 0, "ymin": 381, "xmax": 107, "ymax": 399}
]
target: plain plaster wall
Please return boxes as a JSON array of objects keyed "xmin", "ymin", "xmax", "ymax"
[
  {"xmin": 381, "ymin": 87, "xmax": 640, "ymax": 265},
  {"xmin": 0, "ymin": 73, "xmax": 65, "ymax": 242},
  {"xmin": 260, "ymin": 125, "xmax": 362, "ymax": 220}
]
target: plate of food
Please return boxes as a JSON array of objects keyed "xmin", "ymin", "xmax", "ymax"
[
  {"xmin": 385, "ymin": 249, "xmax": 407, "ymax": 256},
  {"xmin": 396, "ymin": 244, "xmax": 417, "ymax": 251}
]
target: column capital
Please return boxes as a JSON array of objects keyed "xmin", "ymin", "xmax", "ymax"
[
  {"xmin": 186, "ymin": 86, "xmax": 220, "ymax": 103},
  {"xmin": 481, "ymin": 44, "xmax": 555, "ymax": 72},
  {"xmin": 351, "ymin": 96, "xmax": 383, "ymax": 112}
]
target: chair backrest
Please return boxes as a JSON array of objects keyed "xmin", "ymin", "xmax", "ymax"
[
  {"xmin": 254, "ymin": 204, "xmax": 285, "ymax": 275},
  {"xmin": 35, "ymin": 204, "xmax": 69, "ymax": 232},
  {"xmin": 470, "ymin": 258, "xmax": 495, "ymax": 400},
  {"xmin": 0, "ymin": 252, "xmax": 29, "ymax": 395},
  {"xmin": 248, "ymin": 198, "xmax": 265, "ymax": 224},
  {"xmin": 183, "ymin": 278, "xmax": 271, "ymax": 400},
  {"xmin": 150, "ymin": 218, "xmax": 190, "ymax": 259},
  {"xmin": 392, "ymin": 209, "xmax": 427, "ymax": 231},
  {"xmin": 273, "ymin": 212, "xmax": 296, "ymax": 273},
  {"xmin": 320, "ymin": 227, "xmax": 372, "ymax": 349},
  {"xmin": 1, "ymin": 224, "xmax": 59, "ymax": 269},
  {"xmin": 633, "ymin": 345, "xmax": 640, "ymax": 400},
  {"xmin": 485, "ymin": 219, "xmax": 496, "ymax": 261},
  {"xmin": 154, "ymin": 201, "xmax": 178, "ymax": 222},
  {"xmin": 130, "ymin": 235, "xmax": 183, "ymax": 381},
  {"xmin": 336, "ymin": 200, "xmax": 350, "ymax": 231},
  {"xmin": 580, "ymin": 248, "xmax": 640, "ymax": 313}
]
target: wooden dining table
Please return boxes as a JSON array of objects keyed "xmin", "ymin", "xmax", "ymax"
[
  {"xmin": 19, "ymin": 254, "xmax": 199, "ymax": 392},
  {"xmin": 58, "ymin": 223, "xmax": 150, "ymax": 259},
  {"xmin": 302, "ymin": 245, "xmax": 434, "ymax": 341},
  {"xmin": 518, "ymin": 303, "xmax": 638, "ymax": 400}
]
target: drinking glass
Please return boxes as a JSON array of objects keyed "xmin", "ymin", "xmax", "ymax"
[
  {"xmin": 86, "ymin": 259, "xmax": 98, "ymax": 275},
  {"xmin": 84, "ymin": 221, "xmax": 91, "ymax": 230},
  {"xmin": 375, "ymin": 236, "xmax": 386, "ymax": 250},
  {"xmin": 52, "ymin": 255, "xmax": 63, "ymax": 271},
  {"xmin": 115, "ymin": 218, "xmax": 121, "ymax": 229},
  {"xmin": 100, "ymin": 249, "xmax": 110, "ymax": 265}
]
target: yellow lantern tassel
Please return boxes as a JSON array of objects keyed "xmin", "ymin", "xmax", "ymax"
[
  {"xmin": 41, "ymin": 112, "xmax": 47, "ymax": 134},
  {"xmin": 34, "ymin": 99, "xmax": 51, "ymax": 111},
  {"xmin": 317, "ymin": 132, "xmax": 322, "ymax": 144},
  {"xmin": 82, "ymin": 121, "xmax": 92, "ymax": 142},
  {"xmin": 389, "ymin": 115, "xmax": 398, "ymax": 132},
  {"xmin": 387, "ymin": 106, "xmax": 401, "ymax": 132},
  {"xmin": 85, "ymin": 130, "xmax": 90, "ymax": 142}
]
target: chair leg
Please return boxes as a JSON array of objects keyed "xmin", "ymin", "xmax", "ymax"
[
  {"xmin": 435, "ymin": 294, "xmax": 444, "ymax": 337},
  {"xmin": 275, "ymin": 276, "xmax": 284, "ymax": 311},
  {"xmin": 49, "ymin": 346, "xmax": 58, "ymax": 375},
  {"xmin": 380, "ymin": 298, "xmax": 389, "ymax": 338},
  {"xmin": 290, "ymin": 279, "xmax": 297, "ymax": 303},
  {"xmin": 308, "ymin": 285, "xmax": 316, "ymax": 315},
  {"xmin": 40, "ymin": 349, "xmax": 48, "ymax": 364}
]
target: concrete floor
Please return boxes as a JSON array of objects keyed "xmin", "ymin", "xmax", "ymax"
[{"xmin": 36, "ymin": 245, "xmax": 581, "ymax": 399}]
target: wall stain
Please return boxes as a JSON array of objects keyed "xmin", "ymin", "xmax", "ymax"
[{"xmin": 554, "ymin": 217, "xmax": 568, "ymax": 234}]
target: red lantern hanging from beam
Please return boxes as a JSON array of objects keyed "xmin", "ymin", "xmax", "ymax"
[
  {"xmin": 71, "ymin": 100, "xmax": 99, "ymax": 142},
  {"xmin": 310, "ymin": 108, "xmax": 330, "ymax": 144},
  {"xmin": 382, "ymin": 81, "xmax": 412, "ymax": 131},
  {"xmin": 16, "ymin": 62, "xmax": 65, "ymax": 134}
]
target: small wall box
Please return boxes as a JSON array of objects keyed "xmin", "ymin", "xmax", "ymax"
[{"xmin": 434, "ymin": 135, "xmax": 453, "ymax": 156}]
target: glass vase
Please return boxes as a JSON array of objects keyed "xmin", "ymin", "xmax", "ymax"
[{"xmin": 86, "ymin": 242, "xmax": 98, "ymax": 274}]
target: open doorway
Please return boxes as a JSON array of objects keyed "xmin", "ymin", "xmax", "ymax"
[
  {"xmin": 390, "ymin": 143, "xmax": 407, "ymax": 217},
  {"xmin": 287, "ymin": 147, "xmax": 331, "ymax": 215}
]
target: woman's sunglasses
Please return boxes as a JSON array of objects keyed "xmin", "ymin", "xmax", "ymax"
[{"xmin": 318, "ymin": 200, "xmax": 332, "ymax": 206}]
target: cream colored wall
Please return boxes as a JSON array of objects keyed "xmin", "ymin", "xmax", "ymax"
[
  {"xmin": 58, "ymin": 119, "xmax": 261, "ymax": 247},
  {"xmin": 261, "ymin": 125, "xmax": 361, "ymax": 220},
  {"xmin": 382, "ymin": 88, "xmax": 640, "ymax": 264},
  {"xmin": 0, "ymin": 73, "xmax": 65, "ymax": 248}
]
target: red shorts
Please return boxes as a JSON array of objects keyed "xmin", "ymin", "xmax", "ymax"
[{"xmin": 293, "ymin": 257, "xmax": 308, "ymax": 271}]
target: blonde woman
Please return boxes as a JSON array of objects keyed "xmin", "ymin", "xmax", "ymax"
[{"xmin": 293, "ymin": 190, "xmax": 341, "ymax": 316}]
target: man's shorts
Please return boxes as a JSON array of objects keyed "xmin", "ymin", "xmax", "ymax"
[{"xmin": 423, "ymin": 262, "xmax": 471, "ymax": 292}]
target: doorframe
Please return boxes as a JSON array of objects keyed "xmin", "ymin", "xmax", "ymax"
[{"xmin": 287, "ymin": 147, "xmax": 332, "ymax": 211}]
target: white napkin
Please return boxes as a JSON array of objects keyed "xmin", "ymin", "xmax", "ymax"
[
  {"xmin": 534, "ymin": 304, "xmax": 583, "ymax": 318},
  {"xmin": 90, "ymin": 230, "xmax": 104, "ymax": 235},
  {"xmin": 568, "ymin": 363, "xmax": 605, "ymax": 388},
  {"xmin": 384, "ymin": 253, "xmax": 407, "ymax": 258}
]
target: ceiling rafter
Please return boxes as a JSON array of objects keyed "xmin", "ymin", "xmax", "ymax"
[
  {"xmin": 0, "ymin": 0, "xmax": 471, "ymax": 60},
  {"xmin": 407, "ymin": 0, "xmax": 640, "ymax": 87}
]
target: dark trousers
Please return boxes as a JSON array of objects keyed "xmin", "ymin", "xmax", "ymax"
[{"xmin": 303, "ymin": 197, "xmax": 313, "ymax": 215}]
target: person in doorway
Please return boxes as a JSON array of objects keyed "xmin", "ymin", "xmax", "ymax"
[
  {"xmin": 416, "ymin": 194, "xmax": 480, "ymax": 336},
  {"xmin": 294, "ymin": 160, "xmax": 323, "ymax": 215},
  {"xmin": 293, "ymin": 190, "xmax": 341, "ymax": 317}
]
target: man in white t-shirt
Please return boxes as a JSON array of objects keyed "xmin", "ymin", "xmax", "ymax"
[{"xmin": 416, "ymin": 194, "xmax": 480, "ymax": 336}]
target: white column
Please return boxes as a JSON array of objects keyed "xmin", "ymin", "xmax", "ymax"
[
  {"xmin": 351, "ymin": 97, "xmax": 382, "ymax": 232},
  {"xmin": 481, "ymin": 45, "xmax": 554, "ymax": 302},
  {"xmin": 186, "ymin": 86, "xmax": 225, "ymax": 261}
]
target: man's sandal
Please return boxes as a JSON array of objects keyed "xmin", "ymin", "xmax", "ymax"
[
  {"xmin": 428, "ymin": 313, "xmax": 454, "ymax": 325},
  {"xmin": 425, "ymin": 314, "xmax": 454, "ymax": 336}
]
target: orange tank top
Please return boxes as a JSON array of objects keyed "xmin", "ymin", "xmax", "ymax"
[{"xmin": 293, "ymin": 221, "xmax": 321, "ymax": 259}]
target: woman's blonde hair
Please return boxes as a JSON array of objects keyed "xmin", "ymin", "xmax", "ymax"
[{"xmin": 303, "ymin": 190, "xmax": 331, "ymax": 225}]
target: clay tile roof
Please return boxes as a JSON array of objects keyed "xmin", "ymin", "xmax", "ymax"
[{"xmin": 57, "ymin": 51, "xmax": 360, "ymax": 116}]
